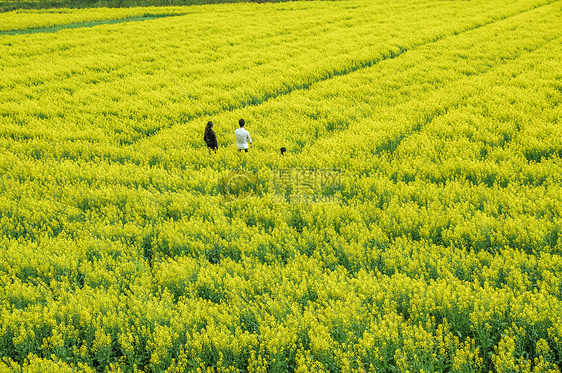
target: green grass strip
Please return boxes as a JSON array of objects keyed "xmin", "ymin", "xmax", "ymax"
[{"xmin": 0, "ymin": 13, "xmax": 180, "ymax": 35}]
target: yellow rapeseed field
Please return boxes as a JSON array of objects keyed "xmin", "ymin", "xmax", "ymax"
[{"xmin": 0, "ymin": 0, "xmax": 561, "ymax": 371}]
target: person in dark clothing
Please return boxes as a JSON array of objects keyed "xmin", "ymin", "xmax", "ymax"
[{"xmin": 204, "ymin": 121, "xmax": 218, "ymax": 154}]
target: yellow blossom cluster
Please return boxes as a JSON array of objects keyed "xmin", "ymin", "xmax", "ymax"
[{"xmin": 0, "ymin": 0, "xmax": 561, "ymax": 371}]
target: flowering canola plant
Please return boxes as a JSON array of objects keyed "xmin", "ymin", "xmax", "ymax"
[{"xmin": 0, "ymin": 0, "xmax": 561, "ymax": 371}]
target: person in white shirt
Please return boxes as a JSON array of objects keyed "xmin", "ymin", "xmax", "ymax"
[{"xmin": 234, "ymin": 119, "xmax": 252, "ymax": 152}]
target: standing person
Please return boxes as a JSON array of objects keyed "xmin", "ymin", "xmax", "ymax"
[
  {"xmin": 204, "ymin": 121, "xmax": 218, "ymax": 154},
  {"xmin": 235, "ymin": 118, "xmax": 252, "ymax": 152}
]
